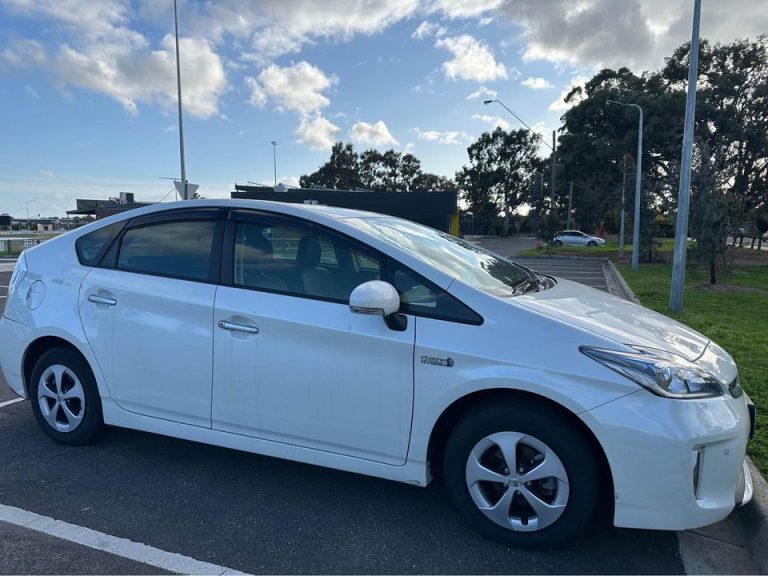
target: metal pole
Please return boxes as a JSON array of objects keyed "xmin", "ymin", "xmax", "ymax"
[
  {"xmin": 631, "ymin": 106, "xmax": 643, "ymax": 271},
  {"xmin": 271, "ymin": 141, "xmax": 277, "ymax": 187},
  {"xmin": 567, "ymin": 180, "xmax": 573, "ymax": 229},
  {"xmin": 174, "ymin": 0, "xmax": 187, "ymax": 199},
  {"xmin": 670, "ymin": 0, "xmax": 702, "ymax": 312},
  {"xmin": 606, "ymin": 99, "xmax": 643, "ymax": 269},
  {"xmin": 619, "ymin": 155, "xmax": 626, "ymax": 257},
  {"xmin": 551, "ymin": 131, "xmax": 557, "ymax": 214}
]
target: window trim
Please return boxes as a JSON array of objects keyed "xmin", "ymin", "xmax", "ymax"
[
  {"xmin": 221, "ymin": 209, "xmax": 387, "ymax": 305},
  {"xmin": 97, "ymin": 210, "xmax": 226, "ymax": 285}
]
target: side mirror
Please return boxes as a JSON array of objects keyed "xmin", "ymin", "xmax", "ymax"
[{"xmin": 349, "ymin": 280, "xmax": 400, "ymax": 317}]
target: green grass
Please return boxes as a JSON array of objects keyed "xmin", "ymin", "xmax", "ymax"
[
  {"xmin": 618, "ymin": 262, "xmax": 768, "ymax": 475},
  {"xmin": 517, "ymin": 238, "xmax": 676, "ymax": 258}
]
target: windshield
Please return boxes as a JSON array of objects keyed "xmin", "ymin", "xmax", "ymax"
[{"xmin": 347, "ymin": 217, "xmax": 532, "ymax": 297}]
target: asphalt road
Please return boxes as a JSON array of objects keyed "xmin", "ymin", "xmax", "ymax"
[{"xmin": 0, "ymin": 262, "xmax": 686, "ymax": 574}]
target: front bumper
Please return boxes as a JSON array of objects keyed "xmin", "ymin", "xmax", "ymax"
[{"xmin": 582, "ymin": 388, "xmax": 752, "ymax": 531}]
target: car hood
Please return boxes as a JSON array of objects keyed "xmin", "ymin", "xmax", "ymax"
[{"xmin": 515, "ymin": 278, "xmax": 709, "ymax": 361}]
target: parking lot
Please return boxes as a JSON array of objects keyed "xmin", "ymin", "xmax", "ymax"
[{"xmin": 0, "ymin": 256, "xmax": 736, "ymax": 575}]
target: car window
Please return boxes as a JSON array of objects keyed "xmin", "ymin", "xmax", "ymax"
[
  {"xmin": 346, "ymin": 217, "xmax": 529, "ymax": 298},
  {"xmin": 116, "ymin": 220, "xmax": 218, "ymax": 281},
  {"xmin": 233, "ymin": 219, "xmax": 381, "ymax": 301},
  {"xmin": 390, "ymin": 261, "xmax": 483, "ymax": 325},
  {"xmin": 75, "ymin": 221, "xmax": 125, "ymax": 266}
]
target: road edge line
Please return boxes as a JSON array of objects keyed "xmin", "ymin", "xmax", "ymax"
[{"xmin": 0, "ymin": 503, "xmax": 245, "ymax": 575}]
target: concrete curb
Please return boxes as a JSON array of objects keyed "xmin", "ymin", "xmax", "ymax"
[
  {"xmin": 742, "ymin": 458, "xmax": 768, "ymax": 574},
  {"xmin": 609, "ymin": 258, "xmax": 768, "ymax": 574},
  {"xmin": 602, "ymin": 259, "xmax": 641, "ymax": 304}
]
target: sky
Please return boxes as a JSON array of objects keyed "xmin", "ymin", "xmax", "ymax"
[{"xmin": 1, "ymin": 0, "xmax": 766, "ymax": 218}]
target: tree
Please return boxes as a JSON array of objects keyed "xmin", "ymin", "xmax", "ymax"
[
  {"xmin": 301, "ymin": 143, "xmax": 454, "ymax": 192},
  {"xmin": 299, "ymin": 143, "xmax": 362, "ymax": 189},
  {"xmin": 457, "ymin": 128, "xmax": 540, "ymax": 234}
]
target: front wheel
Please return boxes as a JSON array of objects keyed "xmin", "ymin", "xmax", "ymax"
[
  {"xmin": 443, "ymin": 399, "xmax": 601, "ymax": 548},
  {"xmin": 29, "ymin": 348, "xmax": 104, "ymax": 446},
  {"xmin": 587, "ymin": 240, "xmax": 597, "ymax": 247}
]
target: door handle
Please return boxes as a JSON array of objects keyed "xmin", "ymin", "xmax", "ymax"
[
  {"xmin": 218, "ymin": 320, "xmax": 259, "ymax": 334},
  {"xmin": 88, "ymin": 294, "xmax": 117, "ymax": 306}
]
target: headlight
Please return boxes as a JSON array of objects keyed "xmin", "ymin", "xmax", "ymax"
[{"xmin": 581, "ymin": 346, "xmax": 724, "ymax": 399}]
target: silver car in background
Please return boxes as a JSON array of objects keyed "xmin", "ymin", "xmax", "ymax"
[{"xmin": 552, "ymin": 230, "xmax": 606, "ymax": 247}]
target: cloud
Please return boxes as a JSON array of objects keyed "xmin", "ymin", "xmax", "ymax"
[
  {"xmin": 0, "ymin": 2, "xmax": 228, "ymax": 118},
  {"xmin": 1, "ymin": 38, "xmax": 47, "ymax": 68},
  {"xmin": 466, "ymin": 85, "xmax": 497, "ymax": 100},
  {"xmin": 496, "ymin": 0, "xmax": 768, "ymax": 72},
  {"xmin": 52, "ymin": 34, "xmax": 227, "ymax": 118},
  {"xmin": 24, "ymin": 85, "xmax": 40, "ymax": 99},
  {"xmin": 548, "ymin": 75, "xmax": 589, "ymax": 112},
  {"xmin": 435, "ymin": 35, "xmax": 508, "ymax": 82},
  {"xmin": 295, "ymin": 115, "xmax": 340, "ymax": 150},
  {"xmin": 431, "ymin": 0, "xmax": 506, "ymax": 19},
  {"xmin": 350, "ymin": 120, "xmax": 399, "ymax": 146},
  {"xmin": 521, "ymin": 76, "xmax": 553, "ymax": 90},
  {"xmin": 178, "ymin": 0, "xmax": 422, "ymax": 63},
  {"xmin": 415, "ymin": 128, "xmax": 472, "ymax": 145},
  {"xmin": 472, "ymin": 114, "xmax": 510, "ymax": 131},
  {"xmin": 249, "ymin": 61, "xmax": 337, "ymax": 116},
  {"xmin": 412, "ymin": 20, "xmax": 447, "ymax": 39}
]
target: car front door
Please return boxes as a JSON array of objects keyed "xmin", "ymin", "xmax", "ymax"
[
  {"xmin": 211, "ymin": 212, "xmax": 415, "ymax": 465},
  {"xmin": 79, "ymin": 210, "xmax": 224, "ymax": 428}
]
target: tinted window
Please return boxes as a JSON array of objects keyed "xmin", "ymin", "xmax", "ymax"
[
  {"xmin": 233, "ymin": 220, "xmax": 381, "ymax": 301},
  {"xmin": 75, "ymin": 221, "xmax": 125, "ymax": 266},
  {"xmin": 390, "ymin": 262, "xmax": 483, "ymax": 325},
  {"xmin": 117, "ymin": 220, "xmax": 217, "ymax": 281}
]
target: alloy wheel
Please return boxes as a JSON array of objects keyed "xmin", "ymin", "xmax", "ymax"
[{"xmin": 37, "ymin": 364, "xmax": 86, "ymax": 433}]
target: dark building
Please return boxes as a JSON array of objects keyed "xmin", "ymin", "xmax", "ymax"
[
  {"xmin": 67, "ymin": 193, "xmax": 153, "ymax": 219},
  {"xmin": 232, "ymin": 185, "xmax": 459, "ymax": 234}
]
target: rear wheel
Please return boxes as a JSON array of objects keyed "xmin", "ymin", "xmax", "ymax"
[
  {"xmin": 443, "ymin": 399, "xmax": 601, "ymax": 548},
  {"xmin": 29, "ymin": 348, "xmax": 104, "ymax": 445},
  {"xmin": 553, "ymin": 240, "xmax": 563, "ymax": 247}
]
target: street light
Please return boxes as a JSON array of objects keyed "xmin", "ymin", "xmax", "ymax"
[
  {"xmin": 173, "ymin": 0, "xmax": 188, "ymax": 200},
  {"xmin": 17, "ymin": 200, "xmax": 34, "ymax": 231},
  {"xmin": 484, "ymin": 99, "xmax": 557, "ymax": 224},
  {"xmin": 271, "ymin": 141, "xmax": 278, "ymax": 187},
  {"xmin": 607, "ymin": 99, "xmax": 643, "ymax": 271}
]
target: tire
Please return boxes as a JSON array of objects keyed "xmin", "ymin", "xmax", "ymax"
[
  {"xmin": 29, "ymin": 347, "xmax": 104, "ymax": 446},
  {"xmin": 587, "ymin": 241, "xmax": 597, "ymax": 247},
  {"xmin": 443, "ymin": 398, "xmax": 601, "ymax": 548},
  {"xmin": 554, "ymin": 240, "xmax": 563, "ymax": 247}
]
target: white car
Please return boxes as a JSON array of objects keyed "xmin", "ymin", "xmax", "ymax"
[
  {"xmin": 0, "ymin": 200, "xmax": 754, "ymax": 548},
  {"xmin": 553, "ymin": 230, "xmax": 606, "ymax": 247}
]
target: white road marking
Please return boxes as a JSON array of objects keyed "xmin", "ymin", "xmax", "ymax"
[
  {"xmin": 0, "ymin": 296, "xmax": 6, "ymax": 299},
  {"xmin": 0, "ymin": 264, "xmax": 16, "ymax": 272},
  {"xmin": 0, "ymin": 398, "xmax": 24, "ymax": 408},
  {"xmin": 0, "ymin": 285, "xmax": 8, "ymax": 288},
  {"xmin": 0, "ymin": 503, "xmax": 245, "ymax": 575}
]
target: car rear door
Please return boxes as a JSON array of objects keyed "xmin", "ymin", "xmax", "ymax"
[{"xmin": 79, "ymin": 209, "xmax": 225, "ymax": 428}]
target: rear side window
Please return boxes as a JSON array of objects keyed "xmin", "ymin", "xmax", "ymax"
[
  {"xmin": 75, "ymin": 222, "xmax": 125, "ymax": 266},
  {"xmin": 116, "ymin": 220, "xmax": 218, "ymax": 281}
]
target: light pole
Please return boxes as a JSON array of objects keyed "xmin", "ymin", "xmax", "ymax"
[
  {"xmin": 670, "ymin": 0, "xmax": 702, "ymax": 312},
  {"xmin": 173, "ymin": 0, "xmax": 188, "ymax": 200},
  {"xmin": 607, "ymin": 99, "xmax": 643, "ymax": 271},
  {"xmin": 17, "ymin": 200, "xmax": 34, "ymax": 231},
  {"xmin": 619, "ymin": 155, "xmax": 627, "ymax": 257},
  {"xmin": 271, "ymin": 141, "xmax": 278, "ymax": 187}
]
